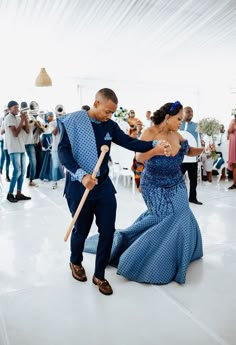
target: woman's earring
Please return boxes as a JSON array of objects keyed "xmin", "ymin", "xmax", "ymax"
[{"xmin": 166, "ymin": 120, "xmax": 169, "ymax": 125}]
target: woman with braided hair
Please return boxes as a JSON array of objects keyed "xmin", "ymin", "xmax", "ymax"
[{"xmin": 85, "ymin": 101, "xmax": 203, "ymax": 285}]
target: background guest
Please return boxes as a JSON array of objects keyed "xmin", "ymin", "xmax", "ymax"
[
  {"xmin": 180, "ymin": 106, "xmax": 203, "ymax": 205},
  {"xmin": 227, "ymin": 114, "xmax": 236, "ymax": 189},
  {"xmin": 0, "ymin": 106, "xmax": 11, "ymax": 181},
  {"xmin": 128, "ymin": 127, "xmax": 138, "ymax": 139},
  {"xmin": 49, "ymin": 110, "xmax": 65, "ymax": 189},
  {"xmin": 39, "ymin": 112, "xmax": 54, "ymax": 181},
  {"xmin": 201, "ymin": 138, "xmax": 215, "ymax": 182},
  {"xmin": 4, "ymin": 101, "xmax": 31, "ymax": 202},
  {"xmin": 22, "ymin": 102, "xmax": 37, "ymax": 186},
  {"xmin": 143, "ymin": 110, "xmax": 152, "ymax": 129}
]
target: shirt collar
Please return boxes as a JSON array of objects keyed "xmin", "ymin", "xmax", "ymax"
[{"xmin": 89, "ymin": 117, "xmax": 102, "ymax": 124}]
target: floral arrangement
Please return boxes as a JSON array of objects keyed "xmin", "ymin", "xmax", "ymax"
[
  {"xmin": 113, "ymin": 106, "xmax": 129, "ymax": 121},
  {"xmin": 198, "ymin": 117, "xmax": 220, "ymax": 137},
  {"xmin": 198, "ymin": 118, "xmax": 220, "ymax": 160}
]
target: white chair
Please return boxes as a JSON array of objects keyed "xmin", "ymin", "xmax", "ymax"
[
  {"xmin": 212, "ymin": 157, "xmax": 227, "ymax": 182},
  {"xmin": 109, "ymin": 143, "xmax": 123, "ymax": 179},
  {"xmin": 110, "ymin": 144, "xmax": 136, "ymax": 194}
]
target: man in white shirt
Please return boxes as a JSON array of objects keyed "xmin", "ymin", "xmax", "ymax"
[
  {"xmin": 143, "ymin": 110, "xmax": 152, "ymax": 129},
  {"xmin": 0, "ymin": 107, "xmax": 11, "ymax": 181},
  {"xmin": 4, "ymin": 101, "xmax": 31, "ymax": 202}
]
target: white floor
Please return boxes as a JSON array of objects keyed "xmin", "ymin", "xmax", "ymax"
[{"xmin": 0, "ymin": 175, "xmax": 236, "ymax": 345}]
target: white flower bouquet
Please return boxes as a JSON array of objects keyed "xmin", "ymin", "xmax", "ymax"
[{"xmin": 198, "ymin": 118, "xmax": 220, "ymax": 137}]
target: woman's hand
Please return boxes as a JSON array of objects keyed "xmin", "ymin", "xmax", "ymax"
[
  {"xmin": 209, "ymin": 143, "xmax": 216, "ymax": 151},
  {"xmin": 154, "ymin": 140, "xmax": 172, "ymax": 156}
]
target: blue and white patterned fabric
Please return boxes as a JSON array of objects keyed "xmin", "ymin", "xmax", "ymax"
[
  {"xmin": 84, "ymin": 140, "xmax": 203, "ymax": 284},
  {"xmin": 57, "ymin": 111, "xmax": 99, "ymax": 181}
]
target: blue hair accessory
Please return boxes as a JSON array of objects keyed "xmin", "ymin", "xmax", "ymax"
[{"xmin": 170, "ymin": 101, "xmax": 181, "ymax": 113}]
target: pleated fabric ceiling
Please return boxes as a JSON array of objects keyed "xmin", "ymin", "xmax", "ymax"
[{"xmin": 0, "ymin": 0, "xmax": 236, "ymax": 84}]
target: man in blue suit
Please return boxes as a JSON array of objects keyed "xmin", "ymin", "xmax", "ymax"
[{"xmin": 58, "ymin": 88, "xmax": 155, "ymax": 295}]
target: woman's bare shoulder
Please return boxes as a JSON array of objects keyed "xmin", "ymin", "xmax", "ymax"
[{"xmin": 140, "ymin": 127, "xmax": 156, "ymax": 141}]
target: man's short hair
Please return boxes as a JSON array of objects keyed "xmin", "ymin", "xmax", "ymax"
[
  {"xmin": 96, "ymin": 88, "xmax": 118, "ymax": 104},
  {"xmin": 81, "ymin": 105, "xmax": 90, "ymax": 111}
]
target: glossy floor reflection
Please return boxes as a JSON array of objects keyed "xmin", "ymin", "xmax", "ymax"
[{"xmin": 0, "ymin": 176, "xmax": 235, "ymax": 345}]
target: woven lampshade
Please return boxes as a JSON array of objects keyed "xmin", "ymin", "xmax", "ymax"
[{"xmin": 35, "ymin": 68, "xmax": 52, "ymax": 87}]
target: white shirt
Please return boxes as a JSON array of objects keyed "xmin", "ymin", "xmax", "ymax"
[
  {"xmin": 143, "ymin": 119, "xmax": 152, "ymax": 129},
  {"xmin": 23, "ymin": 124, "xmax": 34, "ymax": 145},
  {"xmin": 1, "ymin": 120, "xmax": 7, "ymax": 150},
  {"xmin": 118, "ymin": 120, "xmax": 130, "ymax": 134},
  {"xmin": 49, "ymin": 120, "xmax": 59, "ymax": 151},
  {"xmin": 4, "ymin": 113, "xmax": 26, "ymax": 154},
  {"xmin": 179, "ymin": 122, "xmax": 201, "ymax": 163}
]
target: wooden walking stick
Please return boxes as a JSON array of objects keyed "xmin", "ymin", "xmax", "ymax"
[{"xmin": 64, "ymin": 145, "xmax": 109, "ymax": 242}]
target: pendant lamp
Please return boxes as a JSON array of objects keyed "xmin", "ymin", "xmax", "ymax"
[{"xmin": 35, "ymin": 68, "xmax": 52, "ymax": 87}]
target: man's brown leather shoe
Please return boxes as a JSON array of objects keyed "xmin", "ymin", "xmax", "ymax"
[
  {"xmin": 70, "ymin": 263, "xmax": 87, "ymax": 282},
  {"xmin": 92, "ymin": 275, "xmax": 113, "ymax": 295}
]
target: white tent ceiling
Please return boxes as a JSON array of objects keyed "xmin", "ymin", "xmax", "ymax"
[
  {"xmin": 0, "ymin": 0, "xmax": 236, "ymax": 117},
  {"xmin": 1, "ymin": 0, "xmax": 236, "ymax": 82}
]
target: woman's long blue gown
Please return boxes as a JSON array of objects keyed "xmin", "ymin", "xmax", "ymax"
[{"xmin": 84, "ymin": 140, "xmax": 203, "ymax": 284}]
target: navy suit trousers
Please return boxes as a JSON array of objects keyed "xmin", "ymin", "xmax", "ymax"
[{"xmin": 66, "ymin": 176, "xmax": 117, "ymax": 279}]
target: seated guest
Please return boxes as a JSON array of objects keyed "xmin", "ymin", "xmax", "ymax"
[{"xmin": 201, "ymin": 138, "xmax": 215, "ymax": 182}]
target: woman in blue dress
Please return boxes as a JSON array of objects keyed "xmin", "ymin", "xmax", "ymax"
[{"xmin": 85, "ymin": 101, "xmax": 203, "ymax": 285}]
